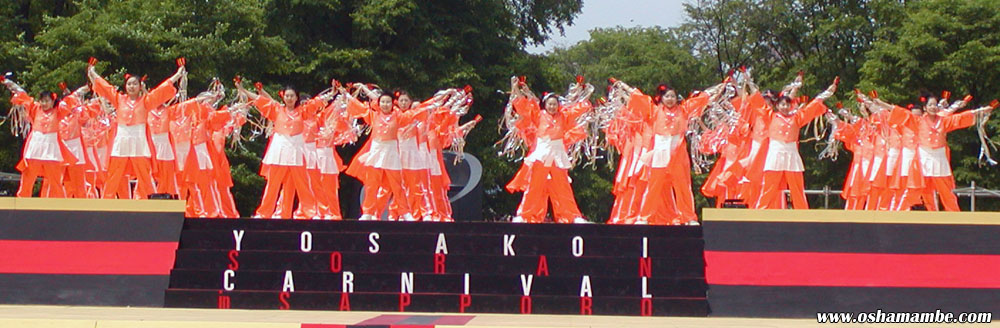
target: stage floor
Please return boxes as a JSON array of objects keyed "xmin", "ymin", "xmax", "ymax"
[{"xmin": 0, "ymin": 305, "xmax": 880, "ymax": 328}]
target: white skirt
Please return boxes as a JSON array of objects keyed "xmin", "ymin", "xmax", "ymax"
[
  {"xmin": 763, "ymin": 139, "xmax": 804, "ymax": 172},
  {"xmin": 919, "ymin": 146, "xmax": 951, "ymax": 177},
  {"xmin": 175, "ymin": 141, "xmax": 190, "ymax": 171},
  {"xmin": 262, "ymin": 134, "xmax": 305, "ymax": 167},
  {"xmin": 649, "ymin": 134, "xmax": 682, "ymax": 168},
  {"xmin": 399, "ymin": 137, "xmax": 429, "ymax": 170},
  {"xmin": 868, "ymin": 156, "xmax": 883, "ymax": 182},
  {"xmin": 303, "ymin": 142, "xmax": 318, "ymax": 170},
  {"xmin": 360, "ymin": 139, "xmax": 402, "ymax": 170},
  {"xmin": 524, "ymin": 137, "xmax": 571, "ymax": 169},
  {"xmin": 900, "ymin": 147, "xmax": 916, "ymax": 177},
  {"xmin": 192, "ymin": 142, "xmax": 213, "ymax": 170},
  {"xmin": 629, "ymin": 147, "xmax": 648, "ymax": 177},
  {"xmin": 24, "ymin": 131, "xmax": 62, "ymax": 162},
  {"xmin": 63, "ymin": 137, "xmax": 86, "ymax": 165},
  {"xmin": 151, "ymin": 132, "xmax": 175, "ymax": 161},
  {"xmin": 427, "ymin": 146, "xmax": 442, "ymax": 176},
  {"xmin": 316, "ymin": 147, "xmax": 339, "ymax": 174},
  {"xmin": 886, "ymin": 148, "xmax": 901, "ymax": 176},
  {"xmin": 110, "ymin": 124, "xmax": 152, "ymax": 157}
]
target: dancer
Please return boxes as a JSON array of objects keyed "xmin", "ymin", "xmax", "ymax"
[
  {"xmin": 238, "ymin": 82, "xmax": 328, "ymax": 219},
  {"xmin": 504, "ymin": 76, "xmax": 593, "ymax": 224},
  {"xmin": 755, "ymin": 77, "xmax": 838, "ymax": 209},
  {"xmin": 2, "ymin": 77, "xmax": 88, "ymax": 197},
  {"xmin": 87, "ymin": 58, "xmax": 184, "ymax": 199}
]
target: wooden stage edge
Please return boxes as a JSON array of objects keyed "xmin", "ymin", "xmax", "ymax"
[
  {"xmin": 0, "ymin": 197, "xmax": 185, "ymax": 212},
  {"xmin": 0, "ymin": 305, "xmax": 849, "ymax": 328},
  {"xmin": 703, "ymin": 208, "xmax": 1000, "ymax": 225}
]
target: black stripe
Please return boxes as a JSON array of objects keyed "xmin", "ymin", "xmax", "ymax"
[
  {"xmin": 167, "ymin": 289, "xmax": 708, "ymax": 316},
  {"xmin": 0, "ymin": 273, "xmax": 169, "ymax": 306},
  {"xmin": 0, "ymin": 210, "xmax": 184, "ymax": 242},
  {"xmin": 183, "ymin": 218, "xmax": 703, "ymax": 238},
  {"xmin": 707, "ymin": 285, "xmax": 1000, "ymax": 318},
  {"xmin": 703, "ymin": 221, "xmax": 1000, "ymax": 254}
]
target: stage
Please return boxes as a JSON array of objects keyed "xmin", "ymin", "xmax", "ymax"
[{"xmin": 0, "ymin": 305, "xmax": 834, "ymax": 328}]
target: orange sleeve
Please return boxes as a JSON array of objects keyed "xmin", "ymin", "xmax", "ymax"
[
  {"xmin": 943, "ymin": 110, "xmax": 977, "ymax": 132},
  {"xmin": 562, "ymin": 100, "xmax": 592, "ymax": 122},
  {"xmin": 512, "ymin": 97, "xmax": 539, "ymax": 120},
  {"xmin": 682, "ymin": 92, "xmax": 711, "ymax": 118},
  {"xmin": 254, "ymin": 97, "xmax": 278, "ymax": 121},
  {"xmin": 628, "ymin": 89, "xmax": 653, "ymax": 122},
  {"xmin": 208, "ymin": 109, "xmax": 231, "ymax": 130},
  {"xmin": 346, "ymin": 96, "xmax": 369, "ymax": 119},
  {"xmin": 143, "ymin": 80, "xmax": 178, "ymax": 109},
  {"xmin": 91, "ymin": 75, "xmax": 119, "ymax": 108},
  {"xmin": 399, "ymin": 106, "xmax": 430, "ymax": 126},
  {"xmin": 10, "ymin": 91, "xmax": 37, "ymax": 119},
  {"xmin": 795, "ymin": 98, "xmax": 828, "ymax": 127}
]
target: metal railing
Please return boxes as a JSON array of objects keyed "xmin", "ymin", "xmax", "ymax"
[{"xmin": 796, "ymin": 180, "xmax": 1000, "ymax": 211}]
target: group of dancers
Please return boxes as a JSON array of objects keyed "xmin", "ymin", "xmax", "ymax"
[
  {"xmin": 3, "ymin": 58, "xmax": 997, "ymax": 224},
  {"xmin": 2, "ymin": 58, "xmax": 480, "ymax": 221},
  {"xmin": 497, "ymin": 69, "xmax": 996, "ymax": 225}
]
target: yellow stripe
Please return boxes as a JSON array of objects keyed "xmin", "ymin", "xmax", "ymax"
[
  {"xmin": 703, "ymin": 208, "xmax": 1000, "ymax": 225},
  {"xmin": 0, "ymin": 198, "xmax": 185, "ymax": 213}
]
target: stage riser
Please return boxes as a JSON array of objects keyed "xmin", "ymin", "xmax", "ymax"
[
  {"xmin": 172, "ymin": 250, "xmax": 704, "ymax": 276},
  {"xmin": 168, "ymin": 219, "xmax": 709, "ymax": 316},
  {"xmin": 169, "ymin": 270, "xmax": 706, "ymax": 296},
  {"xmin": 182, "ymin": 220, "xmax": 702, "ymax": 238},
  {"xmin": 701, "ymin": 209, "xmax": 1000, "ymax": 318},
  {"xmin": 165, "ymin": 290, "xmax": 708, "ymax": 316},
  {"xmin": 179, "ymin": 232, "xmax": 704, "ymax": 257}
]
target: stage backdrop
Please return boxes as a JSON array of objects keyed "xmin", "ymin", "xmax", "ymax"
[
  {"xmin": 702, "ymin": 208, "xmax": 1000, "ymax": 318},
  {"xmin": 0, "ymin": 198, "xmax": 186, "ymax": 306}
]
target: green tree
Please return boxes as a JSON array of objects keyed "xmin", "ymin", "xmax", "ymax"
[{"xmin": 860, "ymin": 0, "xmax": 1000, "ymax": 210}]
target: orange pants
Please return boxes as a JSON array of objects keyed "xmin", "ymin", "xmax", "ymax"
[
  {"xmin": 758, "ymin": 171, "xmax": 808, "ymax": 209},
  {"xmin": 362, "ymin": 168, "xmax": 410, "ymax": 217},
  {"xmin": 316, "ymin": 173, "xmax": 342, "ymax": 220},
  {"xmin": 62, "ymin": 165, "xmax": 87, "ymax": 198},
  {"xmin": 400, "ymin": 169, "xmax": 434, "ymax": 220},
  {"xmin": 924, "ymin": 176, "xmax": 959, "ymax": 211},
  {"xmin": 104, "ymin": 157, "xmax": 154, "ymax": 199},
  {"xmin": 18, "ymin": 160, "xmax": 65, "ymax": 198},
  {"xmin": 640, "ymin": 164, "xmax": 696, "ymax": 225},
  {"xmin": 215, "ymin": 183, "xmax": 240, "ymax": 218},
  {"xmin": 292, "ymin": 169, "xmax": 324, "ymax": 219},
  {"xmin": 622, "ymin": 179, "xmax": 654, "ymax": 224},
  {"xmin": 429, "ymin": 174, "xmax": 452, "ymax": 221},
  {"xmin": 154, "ymin": 159, "xmax": 179, "ymax": 195},
  {"xmin": 865, "ymin": 187, "xmax": 893, "ymax": 211},
  {"xmin": 256, "ymin": 166, "xmax": 317, "ymax": 219},
  {"xmin": 182, "ymin": 168, "xmax": 220, "ymax": 218},
  {"xmin": 517, "ymin": 164, "xmax": 581, "ymax": 223}
]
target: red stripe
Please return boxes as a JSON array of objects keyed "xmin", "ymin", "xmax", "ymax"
[
  {"xmin": 0, "ymin": 240, "xmax": 177, "ymax": 275},
  {"xmin": 705, "ymin": 251, "xmax": 1000, "ymax": 288}
]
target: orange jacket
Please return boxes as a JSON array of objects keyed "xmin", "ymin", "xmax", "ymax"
[{"xmin": 91, "ymin": 76, "xmax": 177, "ymax": 126}]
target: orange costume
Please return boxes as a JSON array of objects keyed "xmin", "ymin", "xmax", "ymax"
[
  {"xmin": 346, "ymin": 95, "xmax": 425, "ymax": 221},
  {"xmin": 148, "ymin": 104, "xmax": 180, "ymax": 196},
  {"xmin": 253, "ymin": 96, "xmax": 323, "ymax": 219},
  {"xmin": 627, "ymin": 90, "xmax": 711, "ymax": 225},
  {"xmin": 209, "ymin": 106, "xmax": 245, "ymax": 218},
  {"xmin": 58, "ymin": 94, "xmax": 100, "ymax": 198},
  {"xmin": 312, "ymin": 98, "xmax": 355, "ymax": 220},
  {"xmin": 7, "ymin": 90, "xmax": 82, "ymax": 198},
  {"xmin": 90, "ymin": 75, "xmax": 177, "ymax": 199},
  {"xmin": 755, "ymin": 96, "xmax": 830, "ymax": 209},
  {"xmin": 505, "ymin": 96, "xmax": 591, "ymax": 224},
  {"xmin": 888, "ymin": 106, "xmax": 980, "ymax": 211}
]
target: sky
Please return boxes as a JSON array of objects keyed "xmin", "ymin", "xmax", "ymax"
[{"xmin": 526, "ymin": 0, "xmax": 692, "ymax": 54}]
